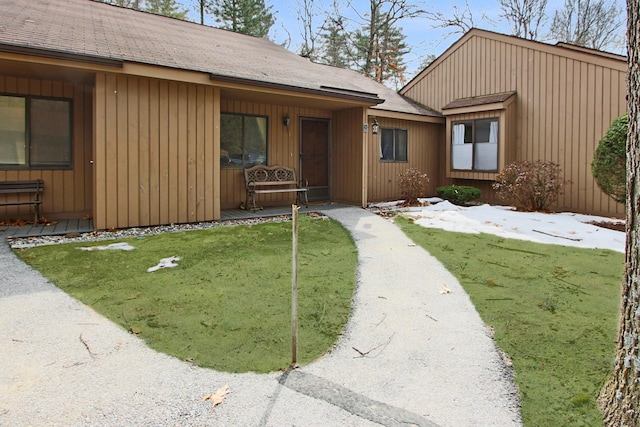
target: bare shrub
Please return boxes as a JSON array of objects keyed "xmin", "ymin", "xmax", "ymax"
[
  {"xmin": 492, "ymin": 160, "xmax": 563, "ymax": 211},
  {"xmin": 398, "ymin": 168, "xmax": 430, "ymax": 205}
]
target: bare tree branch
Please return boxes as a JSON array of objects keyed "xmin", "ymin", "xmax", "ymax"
[
  {"xmin": 424, "ymin": 1, "xmax": 475, "ymax": 36},
  {"xmin": 499, "ymin": 0, "xmax": 548, "ymax": 39},
  {"xmin": 549, "ymin": 0, "xmax": 624, "ymax": 50}
]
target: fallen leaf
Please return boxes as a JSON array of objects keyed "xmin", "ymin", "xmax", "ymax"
[
  {"xmin": 440, "ymin": 285, "xmax": 452, "ymax": 294},
  {"xmin": 202, "ymin": 384, "xmax": 230, "ymax": 409}
]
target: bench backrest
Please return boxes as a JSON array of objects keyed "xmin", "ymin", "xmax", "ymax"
[
  {"xmin": 0, "ymin": 179, "xmax": 44, "ymax": 193},
  {"xmin": 244, "ymin": 165, "xmax": 297, "ymax": 186}
]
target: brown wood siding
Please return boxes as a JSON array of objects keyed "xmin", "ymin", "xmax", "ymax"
[
  {"xmin": 0, "ymin": 75, "xmax": 93, "ymax": 221},
  {"xmin": 366, "ymin": 117, "xmax": 442, "ymax": 203},
  {"xmin": 403, "ymin": 32, "xmax": 627, "ymax": 217},
  {"xmin": 218, "ymin": 100, "xmax": 332, "ymax": 209},
  {"xmin": 94, "ymin": 73, "xmax": 220, "ymax": 230},
  {"xmin": 332, "ymin": 108, "xmax": 366, "ymax": 205}
]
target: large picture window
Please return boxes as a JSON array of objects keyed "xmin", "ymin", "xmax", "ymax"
[
  {"xmin": 220, "ymin": 113, "xmax": 268, "ymax": 168},
  {"xmin": 0, "ymin": 95, "xmax": 72, "ymax": 169},
  {"xmin": 451, "ymin": 118, "xmax": 498, "ymax": 171},
  {"xmin": 380, "ymin": 128, "xmax": 408, "ymax": 162}
]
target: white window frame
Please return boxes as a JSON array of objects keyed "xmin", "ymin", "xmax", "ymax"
[{"xmin": 451, "ymin": 118, "xmax": 498, "ymax": 172}]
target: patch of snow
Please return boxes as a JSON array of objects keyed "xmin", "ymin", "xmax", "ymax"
[
  {"xmin": 79, "ymin": 242, "xmax": 136, "ymax": 251},
  {"xmin": 147, "ymin": 256, "xmax": 181, "ymax": 273},
  {"xmin": 402, "ymin": 202, "xmax": 625, "ymax": 253}
]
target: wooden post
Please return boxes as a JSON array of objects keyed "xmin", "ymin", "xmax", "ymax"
[{"xmin": 291, "ymin": 204, "xmax": 299, "ymax": 366}]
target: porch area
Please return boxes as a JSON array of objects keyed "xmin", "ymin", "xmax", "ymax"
[{"xmin": 1, "ymin": 203, "xmax": 341, "ymax": 240}]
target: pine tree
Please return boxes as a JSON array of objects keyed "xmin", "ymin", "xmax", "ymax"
[
  {"xmin": 354, "ymin": 7, "xmax": 409, "ymax": 87},
  {"xmin": 317, "ymin": 16, "xmax": 352, "ymax": 68},
  {"xmin": 102, "ymin": 0, "xmax": 142, "ymax": 7},
  {"xmin": 144, "ymin": 0, "xmax": 188, "ymax": 19},
  {"xmin": 100, "ymin": 0, "xmax": 188, "ymax": 19},
  {"xmin": 210, "ymin": 0, "xmax": 275, "ymax": 38}
]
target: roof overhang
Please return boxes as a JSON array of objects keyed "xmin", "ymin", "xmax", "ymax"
[
  {"xmin": 0, "ymin": 43, "xmax": 124, "ymax": 68},
  {"xmin": 367, "ymin": 108, "xmax": 445, "ymax": 124},
  {"xmin": 441, "ymin": 91, "xmax": 517, "ymax": 115},
  {"xmin": 211, "ymin": 73, "xmax": 384, "ymax": 106}
]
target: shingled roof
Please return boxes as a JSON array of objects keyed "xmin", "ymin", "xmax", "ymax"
[
  {"xmin": 442, "ymin": 92, "xmax": 517, "ymax": 110},
  {"xmin": 0, "ymin": 0, "xmax": 440, "ymax": 117}
]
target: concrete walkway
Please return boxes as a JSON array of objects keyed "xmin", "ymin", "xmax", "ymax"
[{"xmin": 0, "ymin": 206, "xmax": 521, "ymax": 426}]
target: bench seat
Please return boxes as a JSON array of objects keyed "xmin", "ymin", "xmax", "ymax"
[
  {"xmin": 0, "ymin": 179, "xmax": 44, "ymax": 223},
  {"xmin": 243, "ymin": 165, "xmax": 308, "ymax": 211}
]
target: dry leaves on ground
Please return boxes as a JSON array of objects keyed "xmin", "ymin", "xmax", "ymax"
[{"xmin": 202, "ymin": 384, "xmax": 230, "ymax": 409}]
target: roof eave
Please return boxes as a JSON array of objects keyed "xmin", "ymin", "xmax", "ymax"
[
  {"xmin": 0, "ymin": 43, "xmax": 124, "ymax": 68},
  {"xmin": 210, "ymin": 73, "xmax": 385, "ymax": 105}
]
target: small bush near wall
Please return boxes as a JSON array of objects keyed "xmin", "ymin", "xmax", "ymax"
[
  {"xmin": 398, "ymin": 168, "xmax": 430, "ymax": 205},
  {"xmin": 591, "ymin": 114, "xmax": 627, "ymax": 204},
  {"xmin": 436, "ymin": 185, "xmax": 481, "ymax": 205},
  {"xmin": 493, "ymin": 160, "xmax": 563, "ymax": 211}
]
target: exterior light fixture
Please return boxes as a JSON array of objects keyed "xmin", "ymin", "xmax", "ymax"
[
  {"xmin": 283, "ymin": 116, "xmax": 291, "ymax": 126},
  {"xmin": 371, "ymin": 118, "xmax": 379, "ymax": 135}
]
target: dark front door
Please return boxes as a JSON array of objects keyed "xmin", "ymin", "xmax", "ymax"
[{"xmin": 300, "ymin": 118, "xmax": 330, "ymax": 201}]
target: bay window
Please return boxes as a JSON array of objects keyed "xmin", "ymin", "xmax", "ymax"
[{"xmin": 452, "ymin": 118, "xmax": 498, "ymax": 171}]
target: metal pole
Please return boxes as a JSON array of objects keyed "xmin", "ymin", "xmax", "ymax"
[{"xmin": 291, "ymin": 204, "xmax": 299, "ymax": 366}]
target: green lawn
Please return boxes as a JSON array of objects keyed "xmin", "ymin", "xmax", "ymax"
[
  {"xmin": 396, "ymin": 215, "xmax": 624, "ymax": 427},
  {"xmin": 15, "ymin": 211, "xmax": 626, "ymax": 425},
  {"xmin": 16, "ymin": 215, "xmax": 357, "ymax": 373}
]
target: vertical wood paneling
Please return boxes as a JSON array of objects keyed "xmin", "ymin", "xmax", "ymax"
[
  {"xmin": 0, "ymin": 72, "xmax": 93, "ymax": 221},
  {"xmin": 94, "ymin": 75, "xmax": 105, "ymax": 225},
  {"xmin": 366, "ymin": 117, "xmax": 442, "ymax": 203},
  {"xmin": 186, "ymin": 84, "xmax": 197, "ymax": 223},
  {"xmin": 115, "ymin": 75, "xmax": 128, "ymax": 227},
  {"xmin": 148, "ymin": 79, "xmax": 160, "ymax": 226},
  {"xmin": 401, "ymin": 31, "xmax": 626, "ymax": 217},
  {"xmin": 158, "ymin": 80, "xmax": 169, "ymax": 225},
  {"xmin": 176, "ymin": 83, "xmax": 188, "ymax": 223},
  {"xmin": 93, "ymin": 74, "xmax": 221, "ymax": 229},
  {"xmin": 138, "ymin": 78, "xmax": 151, "ymax": 226},
  {"xmin": 205, "ymin": 87, "xmax": 218, "ymax": 219},
  {"xmin": 332, "ymin": 108, "xmax": 365, "ymax": 205},
  {"xmin": 167, "ymin": 81, "xmax": 179, "ymax": 223},
  {"xmin": 195, "ymin": 86, "xmax": 205, "ymax": 221},
  {"xmin": 127, "ymin": 77, "xmax": 140, "ymax": 227}
]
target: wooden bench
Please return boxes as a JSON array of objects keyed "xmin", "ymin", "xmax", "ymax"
[
  {"xmin": 243, "ymin": 165, "xmax": 308, "ymax": 211},
  {"xmin": 0, "ymin": 179, "xmax": 44, "ymax": 223}
]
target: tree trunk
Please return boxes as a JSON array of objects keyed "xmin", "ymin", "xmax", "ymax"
[
  {"xmin": 599, "ymin": 0, "xmax": 640, "ymax": 424},
  {"xmin": 363, "ymin": 0, "xmax": 379, "ymax": 76}
]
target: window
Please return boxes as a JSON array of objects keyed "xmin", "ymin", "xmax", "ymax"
[
  {"xmin": 0, "ymin": 95, "xmax": 72, "ymax": 169},
  {"xmin": 451, "ymin": 118, "xmax": 498, "ymax": 171},
  {"xmin": 220, "ymin": 113, "xmax": 268, "ymax": 168},
  {"xmin": 380, "ymin": 128, "xmax": 408, "ymax": 162}
]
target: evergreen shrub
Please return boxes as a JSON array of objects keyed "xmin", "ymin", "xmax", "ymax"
[
  {"xmin": 436, "ymin": 185, "xmax": 481, "ymax": 205},
  {"xmin": 591, "ymin": 114, "xmax": 627, "ymax": 203}
]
